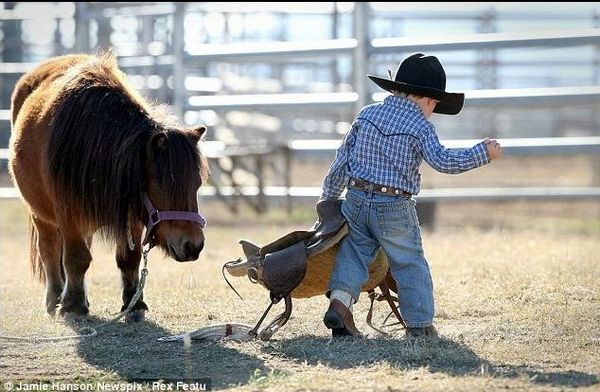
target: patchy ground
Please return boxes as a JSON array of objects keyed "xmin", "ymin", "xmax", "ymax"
[{"xmin": 1, "ymin": 199, "xmax": 599, "ymax": 391}]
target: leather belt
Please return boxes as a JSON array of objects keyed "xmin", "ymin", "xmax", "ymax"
[{"xmin": 348, "ymin": 178, "xmax": 412, "ymax": 197}]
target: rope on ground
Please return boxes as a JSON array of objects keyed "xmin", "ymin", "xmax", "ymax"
[{"xmin": 0, "ymin": 247, "xmax": 150, "ymax": 343}]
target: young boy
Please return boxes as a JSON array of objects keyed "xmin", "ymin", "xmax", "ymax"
[{"xmin": 320, "ymin": 53, "xmax": 502, "ymax": 338}]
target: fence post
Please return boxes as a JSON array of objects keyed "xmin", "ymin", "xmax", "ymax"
[
  {"xmin": 283, "ymin": 146, "xmax": 292, "ymax": 214},
  {"xmin": 1, "ymin": 2, "xmax": 22, "ymax": 115},
  {"xmin": 172, "ymin": 2, "xmax": 186, "ymax": 116},
  {"xmin": 353, "ymin": 2, "xmax": 369, "ymax": 111},
  {"xmin": 255, "ymin": 155, "xmax": 266, "ymax": 214},
  {"xmin": 594, "ymin": 10, "xmax": 600, "ymax": 86},
  {"xmin": 74, "ymin": 3, "xmax": 89, "ymax": 53}
]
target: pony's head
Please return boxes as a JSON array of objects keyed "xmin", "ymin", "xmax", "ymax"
[
  {"xmin": 46, "ymin": 53, "xmax": 210, "ymax": 262},
  {"xmin": 144, "ymin": 125, "xmax": 208, "ymax": 261}
]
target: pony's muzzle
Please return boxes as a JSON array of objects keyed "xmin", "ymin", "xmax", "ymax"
[
  {"xmin": 168, "ymin": 238, "xmax": 204, "ymax": 262},
  {"xmin": 165, "ymin": 236, "xmax": 205, "ymax": 262},
  {"xmin": 182, "ymin": 239, "xmax": 204, "ymax": 261}
]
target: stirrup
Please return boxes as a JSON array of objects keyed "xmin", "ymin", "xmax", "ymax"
[{"xmin": 248, "ymin": 295, "xmax": 293, "ymax": 340}]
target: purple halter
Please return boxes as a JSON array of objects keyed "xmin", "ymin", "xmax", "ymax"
[{"xmin": 142, "ymin": 193, "xmax": 206, "ymax": 247}]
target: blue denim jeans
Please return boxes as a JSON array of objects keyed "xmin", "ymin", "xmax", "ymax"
[{"xmin": 328, "ymin": 188, "xmax": 434, "ymax": 328}]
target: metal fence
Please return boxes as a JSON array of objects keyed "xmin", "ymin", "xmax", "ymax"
[
  {"xmin": 2, "ymin": 3, "xmax": 600, "ymax": 139},
  {"xmin": 1, "ymin": 2, "xmax": 599, "ymax": 218}
]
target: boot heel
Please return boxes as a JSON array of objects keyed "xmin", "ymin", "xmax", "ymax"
[
  {"xmin": 324, "ymin": 299, "xmax": 363, "ymax": 337},
  {"xmin": 323, "ymin": 310, "xmax": 344, "ymax": 329}
]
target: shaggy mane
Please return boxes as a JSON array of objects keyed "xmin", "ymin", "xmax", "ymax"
[{"xmin": 47, "ymin": 53, "xmax": 205, "ymax": 242}]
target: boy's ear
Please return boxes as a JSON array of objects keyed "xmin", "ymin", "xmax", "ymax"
[{"xmin": 186, "ymin": 126, "xmax": 207, "ymax": 145}]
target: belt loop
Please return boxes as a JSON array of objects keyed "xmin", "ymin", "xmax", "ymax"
[{"xmin": 367, "ymin": 183, "xmax": 374, "ymax": 199}]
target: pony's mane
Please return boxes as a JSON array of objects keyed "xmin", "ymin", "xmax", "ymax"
[{"xmin": 47, "ymin": 53, "xmax": 204, "ymax": 242}]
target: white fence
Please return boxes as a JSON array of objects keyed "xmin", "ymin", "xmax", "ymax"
[{"xmin": 1, "ymin": 3, "xmax": 599, "ymax": 217}]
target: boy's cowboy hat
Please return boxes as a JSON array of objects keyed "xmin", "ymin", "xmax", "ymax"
[{"xmin": 368, "ymin": 53, "xmax": 464, "ymax": 115}]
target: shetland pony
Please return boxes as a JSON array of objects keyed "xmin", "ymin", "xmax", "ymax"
[{"xmin": 9, "ymin": 53, "xmax": 208, "ymax": 321}]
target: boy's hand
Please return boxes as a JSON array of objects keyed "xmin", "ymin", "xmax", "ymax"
[{"xmin": 484, "ymin": 137, "xmax": 502, "ymax": 160}]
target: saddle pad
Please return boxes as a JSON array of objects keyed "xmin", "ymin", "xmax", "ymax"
[{"xmin": 291, "ymin": 244, "xmax": 390, "ymax": 299}]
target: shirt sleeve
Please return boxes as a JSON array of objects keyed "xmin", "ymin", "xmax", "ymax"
[
  {"xmin": 320, "ymin": 121, "xmax": 358, "ymax": 200},
  {"xmin": 417, "ymin": 123, "xmax": 490, "ymax": 174}
]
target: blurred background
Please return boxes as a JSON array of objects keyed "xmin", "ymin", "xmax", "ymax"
[
  {"xmin": 1, "ymin": 4, "xmax": 599, "ymax": 386},
  {"xmin": 1, "ymin": 2, "xmax": 598, "ymax": 228}
]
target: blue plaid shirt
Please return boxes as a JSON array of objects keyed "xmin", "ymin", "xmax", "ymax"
[{"xmin": 321, "ymin": 95, "xmax": 490, "ymax": 199}]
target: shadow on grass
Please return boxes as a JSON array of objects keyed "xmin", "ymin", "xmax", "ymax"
[
  {"xmin": 74, "ymin": 316, "xmax": 267, "ymax": 390},
  {"xmin": 262, "ymin": 335, "xmax": 598, "ymax": 389}
]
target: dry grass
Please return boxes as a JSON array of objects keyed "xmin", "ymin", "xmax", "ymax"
[{"xmin": 1, "ymin": 198, "xmax": 599, "ymax": 391}]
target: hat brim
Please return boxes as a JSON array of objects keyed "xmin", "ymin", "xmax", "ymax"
[{"xmin": 368, "ymin": 75, "xmax": 464, "ymax": 115}]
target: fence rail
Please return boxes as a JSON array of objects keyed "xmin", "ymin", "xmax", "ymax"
[
  {"xmin": 288, "ymin": 136, "xmax": 600, "ymax": 156},
  {"xmin": 2, "ymin": 87, "xmax": 599, "ymax": 120},
  {"xmin": 2, "ymin": 186, "xmax": 599, "ymax": 202},
  {"xmin": 370, "ymin": 29, "xmax": 600, "ymax": 52},
  {"xmin": 194, "ymin": 186, "xmax": 600, "ymax": 202},
  {"xmin": 185, "ymin": 86, "xmax": 600, "ymax": 111},
  {"xmin": 2, "ymin": 136, "xmax": 599, "ymax": 161}
]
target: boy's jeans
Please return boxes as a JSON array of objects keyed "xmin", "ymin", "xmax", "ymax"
[{"xmin": 328, "ymin": 188, "xmax": 434, "ymax": 328}]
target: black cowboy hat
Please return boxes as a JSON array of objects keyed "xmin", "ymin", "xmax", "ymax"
[{"xmin": 368, "ymin": 53, "xmax": 464, "ymax": 115}]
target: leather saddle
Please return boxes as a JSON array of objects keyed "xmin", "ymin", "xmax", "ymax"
[{"xmin": 224, "ymin": 199, "xmax": 405, "ymax": 340}]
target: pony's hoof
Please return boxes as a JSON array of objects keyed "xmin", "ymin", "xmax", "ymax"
[
  {"xmin": 125, "ymin": 309, "xmax": 146, "ymax": 323},
  {"xmin": 46, "ymin": 304, "xmax": 59, "ymax": 317},
  {"xmin": 61, "ymin": 311, "xmax": 88, "ymax": 324},
  {"xmin": 59, "ymin": 303, "xmax": 89, "ymax": 322}
]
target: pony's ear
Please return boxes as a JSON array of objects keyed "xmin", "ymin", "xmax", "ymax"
[
  {"xmin": 150, "ymin": 132, "xmax": 168, "ymax": 152},
  {"xmin": 186, "ymin": 126, "xmax": 207, "ymax": 145}
]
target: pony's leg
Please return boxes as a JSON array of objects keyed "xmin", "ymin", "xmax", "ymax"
[
  {"xmin": 116, "ymin": 242, "xmax": 149, "ymax": 322},
  {"xmin": 33, "ymin": 217, "xmax": 64, "ymax": 315},
  {"xmin": 59, "ymin": 234, "xmax": 92, "ymax": 319}
]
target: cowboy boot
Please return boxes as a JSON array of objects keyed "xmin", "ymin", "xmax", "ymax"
[{"xmin": 323, "ymin": 299, "xmax": 362, "ymax": 337}]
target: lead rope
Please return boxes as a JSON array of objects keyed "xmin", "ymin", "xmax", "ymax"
[{"xmin": 0, "ymin": 246, "xmax": 150, "ymax": 343}]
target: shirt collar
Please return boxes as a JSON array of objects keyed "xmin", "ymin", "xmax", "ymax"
[{"xmin": 383, "ymin": 95, "xmax": 425, "ymax": 116}]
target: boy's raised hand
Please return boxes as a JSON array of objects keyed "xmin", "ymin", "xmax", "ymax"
[{"xmin": 484, "ymin": 137, "xmax": 503, "ymax": 160}]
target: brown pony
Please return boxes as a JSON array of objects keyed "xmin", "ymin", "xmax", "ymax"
[{"xmin": 9, "ymin": 53, "xmax": 208, "ymax": 321}]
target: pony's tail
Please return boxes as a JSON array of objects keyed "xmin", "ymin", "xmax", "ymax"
[{"xmin": 28, "ymin": 215, "xmax": 45, "ymax": 282}]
